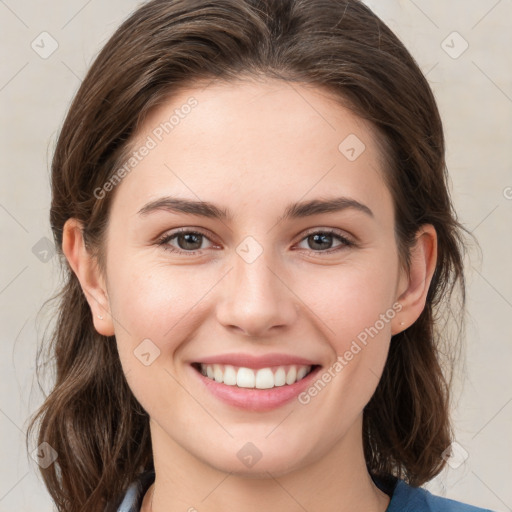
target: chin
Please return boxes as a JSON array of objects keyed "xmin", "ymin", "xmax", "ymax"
[{"xmin": 195, "ymin": 436, "xmax": 314, "ymax": 478}]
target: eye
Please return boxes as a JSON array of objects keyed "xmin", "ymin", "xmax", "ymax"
[
  {"xmin": 156, "ymin": 228, "xmax": 355, "ymax": 256},
  {"xmin": 157, "ymin": 228, "xmax": 215, "ymax": 254},
  {"xmin": 295, "ymin": 229, "xmax": 355, "ymax": 254}
]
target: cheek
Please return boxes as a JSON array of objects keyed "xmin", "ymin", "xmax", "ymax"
[
  {"xmin": 296, "ymin": 271, "xmax": 395, "ymax": 433},
  {"xmin": 294, "ymin": 257, "xmax": 397, "ymax": 409},
  {"xmin": 299, "ymin": 260, "xmax": 398, "ymax": 344},
  {"xmin": 107, "ymin": 262, "xmax": 210, "ymax": 358},
  {"xmin": 107, "ymin": 263, "xmax": 208, "ymax": 416}
]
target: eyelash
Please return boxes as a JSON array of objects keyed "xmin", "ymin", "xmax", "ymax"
[{"xmin": 156, "ymin": 227, "xmax": 355, "ymax": 256}]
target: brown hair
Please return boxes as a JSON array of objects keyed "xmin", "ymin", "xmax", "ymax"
[{"xmin": 27, "ymin": 0, "xmax": 469, "ymax": 510}]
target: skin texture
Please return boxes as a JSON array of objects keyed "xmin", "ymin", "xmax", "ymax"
[{"xmin": 62, "ymin": 79, "xmax": 437, "ymax": 512}]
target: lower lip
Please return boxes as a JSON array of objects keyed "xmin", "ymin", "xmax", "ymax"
[{"xmin": 191, "ymin": 365, "xmax": 322, "ymax": 411}]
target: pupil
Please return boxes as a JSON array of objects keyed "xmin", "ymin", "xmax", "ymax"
[
  {"xmin": 310, "ymin": 233, "xmax": 332, "ymax": 250},
  {"xmin": 180, "ymin": 233, "xmax": 201, "ymax": 250}
]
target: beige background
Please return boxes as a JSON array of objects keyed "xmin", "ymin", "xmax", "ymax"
[{"xmin": 1, "ymin": 0, "xmax": 511, "ymax": 510}]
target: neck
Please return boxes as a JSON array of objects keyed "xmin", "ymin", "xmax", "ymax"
[{"xmin": 142, "ymin": 416, "xmax": 390, "ymax": 512}]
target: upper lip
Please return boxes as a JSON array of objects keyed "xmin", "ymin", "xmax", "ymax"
[{"xmin": 193, "ymin": 353, "xmax": 320, "ymax": 369}]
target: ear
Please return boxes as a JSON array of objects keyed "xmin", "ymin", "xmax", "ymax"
[
  {"xmin": 61, "ymin": 218, "xmax": 115, "ymax": 336},
  {"xmin": 391, "ymin": 224, "xmax": 437, "ymax": 335}
]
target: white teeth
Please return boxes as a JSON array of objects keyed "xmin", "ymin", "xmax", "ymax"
[
  {"xmin": 223, "ymin": 365, "xmax": 237, "ymax": 386},
  {"xmin": 274, "ymin": 367, "xmax": 286, "ymax": 387},
  {"xmin": 255, "ymin": 368, "xmax": 274, "ymax": 389},
  {"xmin": 285, "ymin": 366, "xmax": 297, "ymax": 385},
  {"xmin": 198, "ymin": 363, "xmax": 313, "ymax": 389},
  {"xmin": 213, "ymin": 364, "xmax": 223, "ymax": 383},
  {"xmin": 296, "ymin": 366, "xmax": 308, "ymax": 381},
  {"xmin": 237, "ymin": 367, "xmax": 255, "ymax": 388}
]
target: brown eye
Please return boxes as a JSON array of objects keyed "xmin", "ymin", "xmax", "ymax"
[
  {"xmin": 174, "ymin": 232, "xmax": 204, "ymax": 251},
  {"xmin": 307, "ymin": 233, "xmax": 336, "ymax": 250},
  {"xmin": 297, "ymin": 230, "xmax": 354, "ymax": 254},
  {"xmin": 157, "ymin": 229, "xmax": 213, "ymax": 254}
]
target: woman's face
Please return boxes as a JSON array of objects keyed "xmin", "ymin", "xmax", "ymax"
[{"xmin": 91, "ymin": 79, "xmax": 425, "ymax": 475}]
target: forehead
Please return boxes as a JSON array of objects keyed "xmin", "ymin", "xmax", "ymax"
[{"xmin": 109, "ymin": 78, "xmax": 392, "ymax": 220}]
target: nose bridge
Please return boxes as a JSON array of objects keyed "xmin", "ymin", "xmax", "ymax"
[{"xmin": 216, "ymin": 240, "xmax": 298, "ymax": 336}]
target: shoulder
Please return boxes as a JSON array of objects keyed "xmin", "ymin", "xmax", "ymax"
[{"xmin": 387, "ymin": 478, "xmax": 497, "ymax": 512}]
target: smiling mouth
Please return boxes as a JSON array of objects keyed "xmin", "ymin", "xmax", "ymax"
[{"xmin": 191, "ymin": 363, "xmax": 319, "ymax": 390}]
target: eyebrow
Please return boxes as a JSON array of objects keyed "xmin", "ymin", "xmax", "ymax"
[{"xmin": 137, "ymin": 196, "xmax": 374, "ymax": 221}]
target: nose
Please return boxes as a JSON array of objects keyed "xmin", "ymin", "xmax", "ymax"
[{"xmin": 215, "ymin": 248, "xmax": 299, "ymax": 338}]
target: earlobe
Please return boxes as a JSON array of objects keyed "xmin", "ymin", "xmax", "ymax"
[
  {"xmin": 61, "ymin": 218, "xmax": 115, "ymax": 336},
  {"xmin": 392, "ymin": 224, "xmax": 438, "ymax": 335}
]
